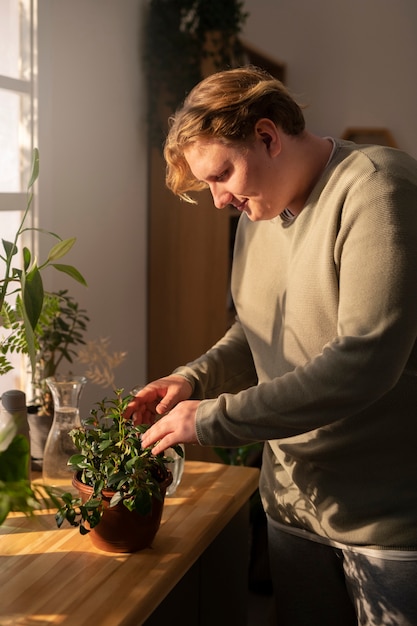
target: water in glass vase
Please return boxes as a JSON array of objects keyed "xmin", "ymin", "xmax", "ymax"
[
  {"xmin": 42, "ymin": 408, "xmax": 79, "ymax": 483},
  {"xmin": 42, "ymin": 376, "xmax": 87, "ymax": 488}
]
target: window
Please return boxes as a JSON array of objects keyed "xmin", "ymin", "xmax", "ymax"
[{"xmin": 0, "ymin": 0, "xmax": 37, "ymax": 393}]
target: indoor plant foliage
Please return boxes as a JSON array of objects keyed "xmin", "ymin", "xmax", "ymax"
[
  {"xmin": 145, "ymin": 0, "xmax": 249, "ymax": 147},
  {"xmin": 31, "ymin": 292, "xmax": 126, "ymax": 411},
  {"xmin": 4, "ymin": 289, "xmax": 89, "ymax": 420},
  {"xmin": 56, "ymin": 389, "xmax": 183, "ymax": 552},
  {"xmin": 11, "ymin": 288, "xmax": 126, "ymax": 473},
  {"xmin": 0, "ymin": 148, "xmax": 87, "ymax": 524},
  {"xmin": 0, "ymin": 148, "xmax": 87, "ymax": 377},
  {"xmin": 0, "ymin": 416, "xmax": 40, "ymax": 524},
  {"xmin": 32, "ymin": 290, "xmax": 89, "ymax": 400}
]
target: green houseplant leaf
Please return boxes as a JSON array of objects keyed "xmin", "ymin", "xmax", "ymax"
[
  {"xmin": 50, "ymin": 264, "xmax": 88, "ymax": 286},
  {"xmin": 45, "ymin": 238, "xmax": 77, "ymax": 262},
  {"xmin": 23, "ymin": 265, "xmax": 44, "ymax": 331},
  {"xmin": 27, "ymin": 148, "xmax": 39, "ymax": 188}
]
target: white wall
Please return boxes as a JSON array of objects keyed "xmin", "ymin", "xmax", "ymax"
[
  {"xmin": 37, "ymin": 0, "xmax": 148, "ymax": 414},
  {"xmin": 242, "ymin": 0, "xmax": 417, "ymax": 159}
]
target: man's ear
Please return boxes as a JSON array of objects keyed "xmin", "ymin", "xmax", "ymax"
[
  {"xmin": 255, "ymin": 118, "xmax": 281, "ymax": 156},
  {"xmin": 261, "ymin": 133, "xmax": 272, "ymax": 149}
]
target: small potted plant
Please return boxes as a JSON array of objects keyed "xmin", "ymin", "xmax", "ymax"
[{"xmin": 55, "ymin": 389, "xmax": 183, "ymax": 553}]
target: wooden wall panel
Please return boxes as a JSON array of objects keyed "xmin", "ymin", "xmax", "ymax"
[{"xmin": 147, "ymin": 148, "xmax": 230, "ymax": 381}]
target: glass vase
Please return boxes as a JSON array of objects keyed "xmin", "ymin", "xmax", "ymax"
[
  {"xmin": 165, "ymin": 444, "xmax": 185, "ymax": 496},
  {"xmin": 42, "ymin": 375, "xmax": 87, "ymax": 487}
]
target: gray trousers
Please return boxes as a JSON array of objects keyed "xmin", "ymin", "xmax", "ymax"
[{"xmin": 267, "ymin": 518, "xmax": 417, "ymax": 626}]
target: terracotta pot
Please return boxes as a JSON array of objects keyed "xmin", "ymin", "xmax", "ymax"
[{"xmin": 72, "ymin": 471, "xmax": 172, "ymax": 553}]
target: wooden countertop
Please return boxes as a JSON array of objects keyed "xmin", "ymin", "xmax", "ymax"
[{"xmin": 0, "ymin": 461, "xmax": 259, "ymax": 626}]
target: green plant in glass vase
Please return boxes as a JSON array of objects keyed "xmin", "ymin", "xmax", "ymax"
[{"xmin": 55, "ymin": 389, "xmax": 183, "ymax": 552}]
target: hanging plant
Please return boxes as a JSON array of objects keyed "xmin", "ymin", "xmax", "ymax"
[{"xmin": 144, "ymin": 0, "xmax": 249, "ymax": 148}]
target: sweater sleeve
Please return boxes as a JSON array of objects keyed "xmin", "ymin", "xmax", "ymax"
[
  {"xmin": 172, "ymin": 318, "xmax": 258, "ymax": 399},
  {"xmin": 195, "ymin": 156, "xmax": 417, "ymax": 447}
]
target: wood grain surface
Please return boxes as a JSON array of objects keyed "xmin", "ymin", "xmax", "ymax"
[{"xmin": 0, "ymin": 461, "xmax": 259, "ymax": 625}]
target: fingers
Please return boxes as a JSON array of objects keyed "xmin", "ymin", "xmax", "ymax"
[
  {"xmin": 152, "ymin": 376, "xmax": 193, "ymax": 414},
  {"xmin": 124, "ymin": 397, "xmax": 155, "ymax": 423},
  {"xmin": 155, "ymin": 397, "xmax": 174, "ymax": 416},
  {"xmin": 134, "ymin": 407, "xmax": 156, "ymax": 425},
  {"xmin": 140, "ymin": 399, "xmax": 200, "ymax": 454},
  {"xmin": 146, "ymin": 434, "xmax": 177, "ymax": 457},
  {"xmin": 141, "ymin": 418, "xmax": 175, "ymax": 455},
  {"xmin": 125, "ymin": 376, "xmax": 193, "ymax": 423},
  {"xmin": 140, "ymin": 415, "xmax": 170, "ymax": 446},
  {"xmin": 124, "ymin": 384, "xmax": 162, "ymax": 422}
]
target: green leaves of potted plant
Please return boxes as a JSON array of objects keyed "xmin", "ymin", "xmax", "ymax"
[{"xmin": 55, "ymin": 389, "xmax": 183, "ymax": 552}]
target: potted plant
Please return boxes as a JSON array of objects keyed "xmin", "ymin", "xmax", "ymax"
[
  {"xmin": 0, "ymin": 148, "xmax": 87, "ymax": 523},
  {"xmin": 4, "ymin": 284, "xmax": 127, "ymax": 472},
  {"xmin": 0, "ymin": 149, "xmax": 87, "ymax": 379},
  {"xmin": 2, "ymin": 289, "xmax": 90, "ymax": 469},
  {"xmin": 32, "ymin": 290, "xmax": 89, "ymax": 399},
  {"xmin": 55, "ymin": 389, "xmax": 183, "ymax": 552}
]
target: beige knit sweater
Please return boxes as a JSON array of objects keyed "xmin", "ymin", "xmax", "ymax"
[{"xmin": 174, "ymin": 139, "xmax": 417, "ymax": 548}]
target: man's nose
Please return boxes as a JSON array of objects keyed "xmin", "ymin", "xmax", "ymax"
[{"xmin": 211, "ymin": 185, "xmax": 232, "ymax": 209}]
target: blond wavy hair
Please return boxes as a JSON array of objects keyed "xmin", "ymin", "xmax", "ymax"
[{"xmin": 163, "ymin": 66, "xmax": 305, "ymax": 202}]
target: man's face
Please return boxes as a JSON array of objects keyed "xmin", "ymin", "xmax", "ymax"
[{"xmin": 183, "ymin": 124, "xmax": 290, "ymax": 221}]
